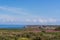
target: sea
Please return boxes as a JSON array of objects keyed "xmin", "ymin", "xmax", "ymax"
[{"xmin": 0, "ymin": 25, "xmax": 25, "ymax": 29}]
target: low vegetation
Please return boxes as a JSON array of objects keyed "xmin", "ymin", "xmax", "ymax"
[{"xmin": 0, "ymin": 25, "xmax": 60, "ymax": 40}]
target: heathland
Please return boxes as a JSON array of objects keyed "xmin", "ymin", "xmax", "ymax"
[{"xmin": 0, "ymin": 25, "xmax": 60, "ymax": 40}]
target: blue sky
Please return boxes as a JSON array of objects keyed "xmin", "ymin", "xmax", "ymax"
[{"xmin": 0, "ymin": 0, "xmax": 60, "ymax": 25}]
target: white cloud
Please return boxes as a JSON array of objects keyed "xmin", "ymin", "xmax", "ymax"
[
  {"xmin": 0, "ymin": 15, "xmax": 58, "ymax": 24},
  {"xmin": 0, "ymin": 6, "xmax": 59, "ymax": 24},
  {"xmin": 0, "ymin": 15, "xmax": 14, "ymax": 22},
  {"xmin": 25, "ymin": 19, "xmax": 31, "ymax": 22},
  {"xmin": 0, "ymin": 14, "xmax": 21, "ymax": 24},
  {"xmin": 25, "ymin": 18, "xmax": 57, "ymax": 23},
  {"xmin": 38, "ymin": 19, "xmax": 47, "ymax": 23},
  {"xmin": 0, "ymin": 6, "xmax": 28, "ymax": 15},
  {"xmin": 32, "ymin": 19, "xmax": 37, "ymax": 22},
  {"xmin": 38, "ymin": 18, "xmax": 57, "ymax": 23},
  {"xmin": 48, "ymin": 18, "xmax": 57, "ymax": 22}
]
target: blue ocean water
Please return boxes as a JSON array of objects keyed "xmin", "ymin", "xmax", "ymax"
[{"xmin": 0, "ymin": 25, "xmax": 25, "ymax": 29}]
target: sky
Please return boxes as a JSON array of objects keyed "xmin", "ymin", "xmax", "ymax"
[{"xmin": 0, "ymin": 0, "xmax": 60, "ymax": 25}]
